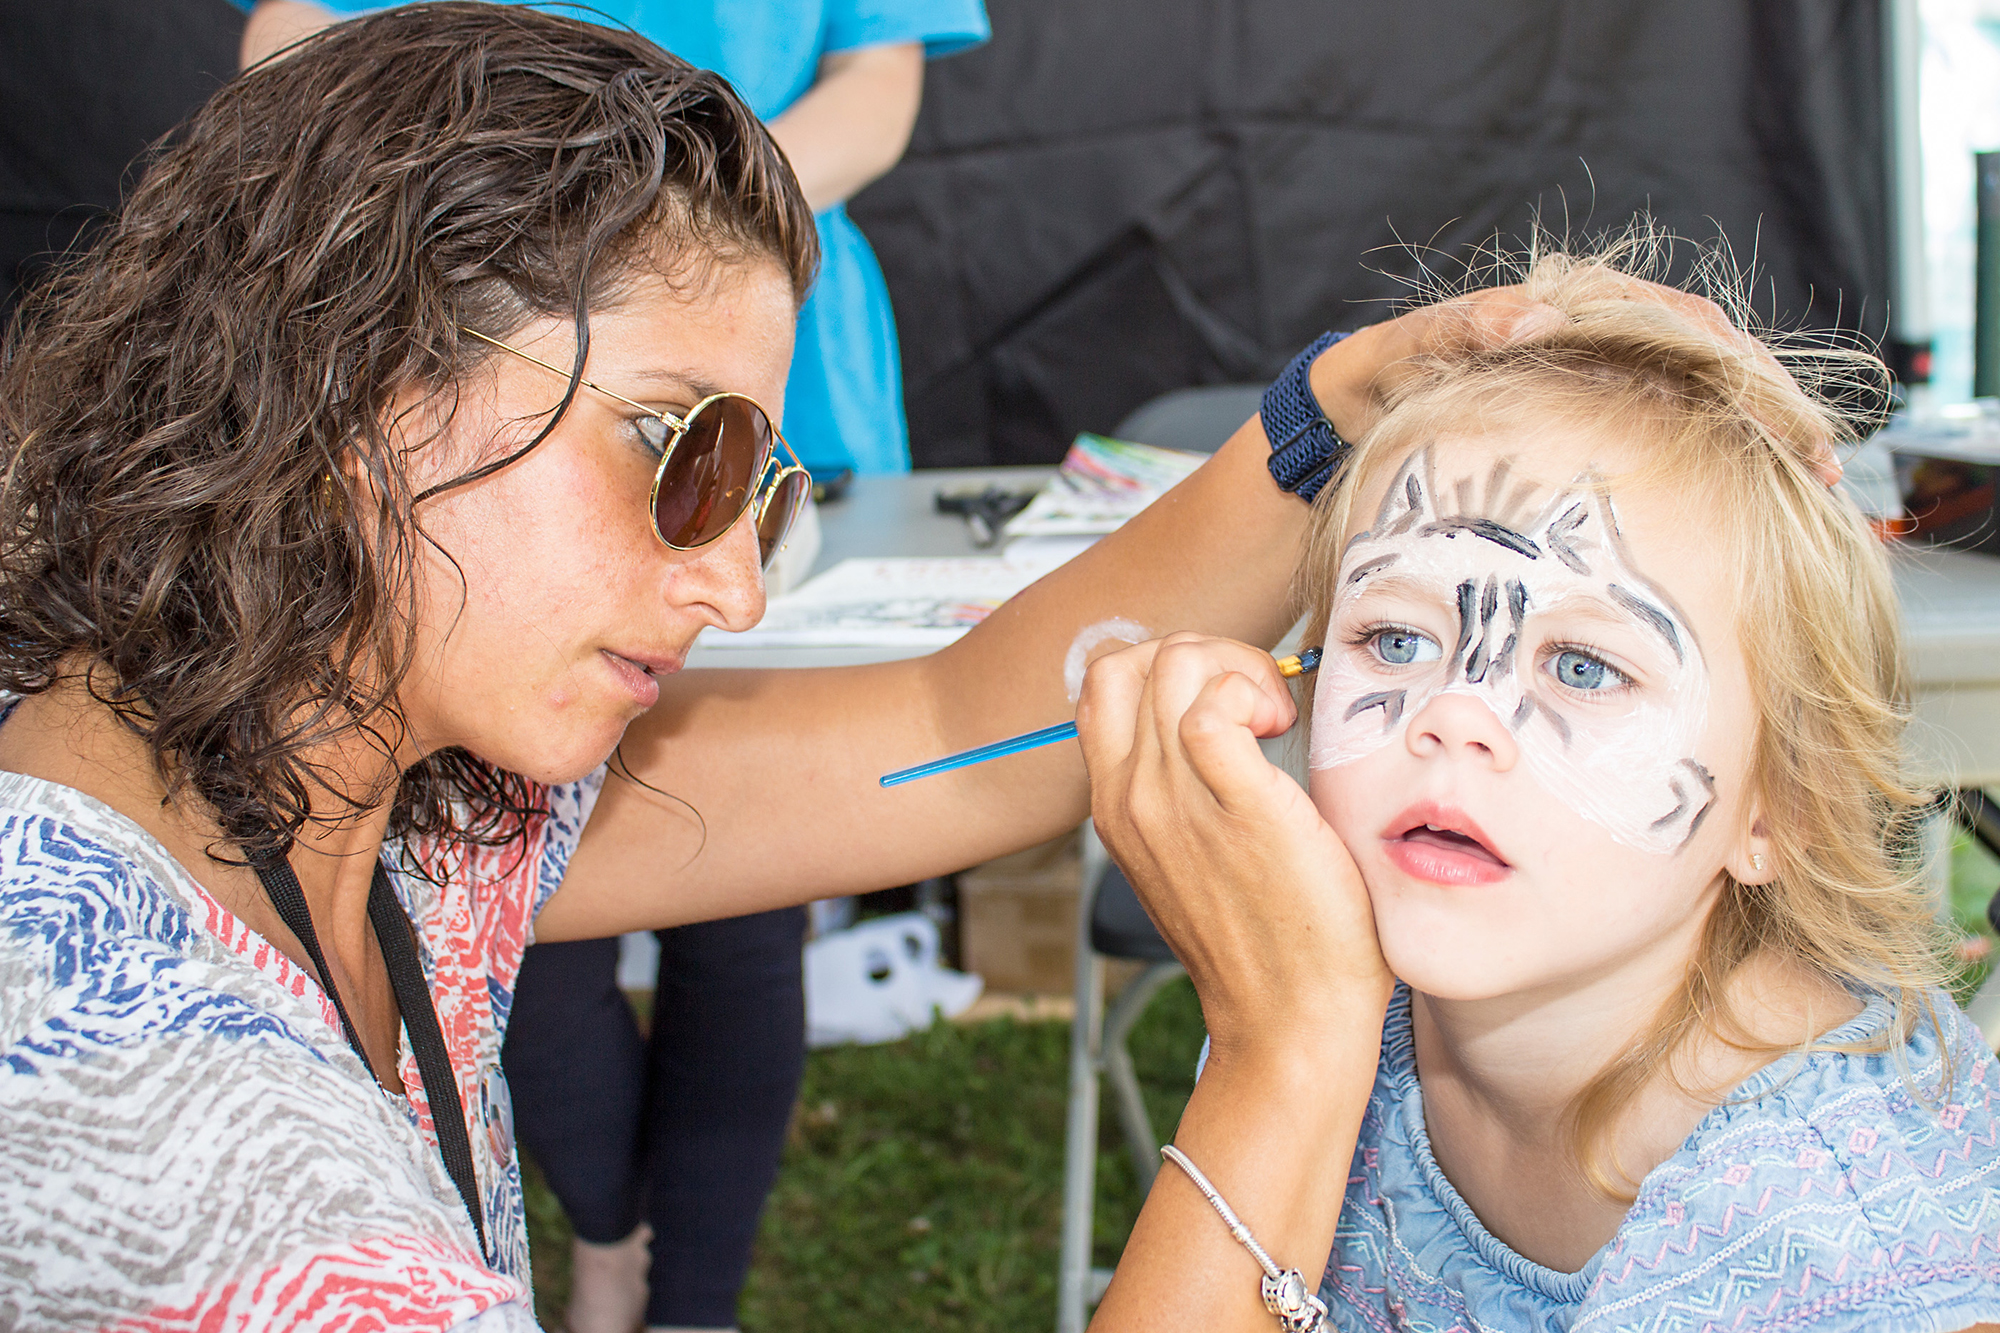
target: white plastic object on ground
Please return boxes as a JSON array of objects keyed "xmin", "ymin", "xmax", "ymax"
[{"xmin": 803, "ymin": 912, "xmax": 984, "ymax": 1048}]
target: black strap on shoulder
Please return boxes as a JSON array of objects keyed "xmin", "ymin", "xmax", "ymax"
[
  {"xmin": 253, "ymin": 850, "xmax": 368, "ymax": 1060},
  {"xmin": 250, "ymin": 849, "xmax": 489, "ymax": 1259},
  {"xmin": 367, "ymin": 862, "xmax": 489, "ymax": 1258}
]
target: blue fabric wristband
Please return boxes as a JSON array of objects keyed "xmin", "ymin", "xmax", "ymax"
[{"xmin": 1263, "ymin": 330, "xmax": 1354, "ymax": 503}]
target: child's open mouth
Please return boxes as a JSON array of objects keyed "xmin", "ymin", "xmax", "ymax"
[{"xmin": 1383, "ymin": 805, "xmax": 1512, "ymax": 885}]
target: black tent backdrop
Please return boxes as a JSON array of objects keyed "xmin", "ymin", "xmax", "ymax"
[
  {"xmin": 0, "ymin": 0, "xmax": 244, "ymax": 316},
  {"xmin": 848, "ymin": 0, "xmax": 1890, "ymax": 468}
]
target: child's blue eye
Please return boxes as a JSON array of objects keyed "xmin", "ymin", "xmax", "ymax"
[
  {"xmin": 1371, "ymin": 628, "xmax": 1441, "ymax": 666},
  {"xmin": 1550, "ymin": 649, "xmax": 1621, "ymax": 691}
]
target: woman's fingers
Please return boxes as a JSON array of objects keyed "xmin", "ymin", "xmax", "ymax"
[
  {"xmin": 1077, "ymin": 633, "xmax": 1389, "ymax": 1050},
  {"xmin": 1142, "ymin": 635, "xmax": 1297, "ymax": 744},
  {"xmin": 1510, "ymin": 272, "xmax": 1844, "ymax": 484},
  {"xmin": 1077, "ymin": 634, "xmax": 1295, "ymax": 797},
  {"xmin": 1309, "ymin": 286, "xmax": 1561, "ymax": 439},
  {"xmin": 1433, "ymin": 284, "xmax": 1566, "ymax": 350},
  {"xmin": 1315, "ymin": 276, "xmax": 1844, "ymax": 487},
  {"xmin": 1174, "ymin": 668, "xmax": 1300, "ymax": 816},
  {"xmin": 1073, "ymin": 636, "xmax": 1163, "ymax": 777}
]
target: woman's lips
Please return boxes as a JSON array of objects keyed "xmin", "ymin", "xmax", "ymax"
[
  {"xmin": 1381, "ymin": 804, "xmax": 1511, "ymax": 886},
  {"xmin": 600, "ymin": 648, "xmax": 678, "ymax": 709}
]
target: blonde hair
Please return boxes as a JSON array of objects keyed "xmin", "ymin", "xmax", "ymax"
[{"xmin": 1297, "ymin": 233, "xmax": 1955, "ymax": 1199}]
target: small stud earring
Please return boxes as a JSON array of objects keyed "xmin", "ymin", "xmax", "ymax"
[{"xmin": 1751, "ymin": 853, "xmax": 1766, "ymax": 873}]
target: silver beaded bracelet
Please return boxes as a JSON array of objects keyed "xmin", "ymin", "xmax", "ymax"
[{"xmin": 1159, "ymin": 1144, "xmax": 1331, "ymax": 1333}]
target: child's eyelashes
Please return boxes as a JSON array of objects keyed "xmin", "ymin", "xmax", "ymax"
[
  {"xmin": 1338, "ymin": 616, "xmax": 1639, "ymax": 696},
  {"xmin": 1544, "ymin": 645, "xmax": 1632, "ymax": 694},
  {"xmin": 1348, "ymin": 623, "xmax": 1443, "ymax": 667}
]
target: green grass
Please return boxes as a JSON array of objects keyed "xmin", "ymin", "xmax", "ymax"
[
  {"xmin": 1950, "ymin": 829, "xmax": 1999, "ymax": 1006},
  {"xmin": 522, "ymin": 977, "xmax": 1207, "ymax": 1332},
  {"xmin": 519, "ymin": 844, "xmax": 2000, "ymax": 1330},
  {"xmin": 521, "ymin": 1152, "xmax": 576, "ymax": 1327}
]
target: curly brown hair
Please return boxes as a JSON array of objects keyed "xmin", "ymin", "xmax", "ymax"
[{"xmin": 0, "ymin": 2, "xmax": 818, "ymax": 861}]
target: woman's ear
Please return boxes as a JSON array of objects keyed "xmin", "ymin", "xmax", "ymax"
[{"xmin": 1728, "ymin": 804, "xmax": 1777, "ymax": 885}]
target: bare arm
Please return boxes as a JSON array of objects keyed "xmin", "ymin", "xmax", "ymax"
[
  {"xmin": 766, "ymin": 43, "xmax": 925, "ymax": 213},
  {"xmin": 241, "ymin": 0, "xmax": 336, "ymax": 68},
  {"xmin": 543, "ymin": 304, "xmax": 1519, "ymax": 941},
  {"xmin": 1072, "ymin": 635, "xmax": 1393, "ymax": 1330},
  {"xmin": 546, "ymin": 412, "xmax": 1303, "ymax": 939}
]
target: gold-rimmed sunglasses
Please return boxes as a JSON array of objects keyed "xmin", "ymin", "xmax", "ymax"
[{"xmin": 463, "ymin": 327, "xmax": 811, "ymax": 571}]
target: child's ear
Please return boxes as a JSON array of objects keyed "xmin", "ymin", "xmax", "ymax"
[{"xmin": 1728, "ymin": 808, "xmax": 1777, "ymax": 885}]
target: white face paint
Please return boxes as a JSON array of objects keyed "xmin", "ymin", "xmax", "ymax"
[
  {"xmin": 1065, "ymin": 617, "xmax": 1153, "ymax": 702},
  {"xmin": 1311, "ymin": 446, "xmax": 1712, "ymax": 856}
]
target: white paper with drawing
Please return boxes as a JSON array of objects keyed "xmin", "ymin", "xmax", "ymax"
[{"xmin": 699, "ymin": 554, "xmax": 1069, "ymax": 649}]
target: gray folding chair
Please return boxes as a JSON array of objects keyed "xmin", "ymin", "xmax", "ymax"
[
  {"xmin": 1111, "ymin": 384, "xmax": 1265, "ymax": 454},
  {"xmin": 1056, "ymin": 825, "xmax": 1184, "ymax": 1333},
  {"xmin": 1051, "ymin": 384, "xmax": 1280, "ymax": 1331}
]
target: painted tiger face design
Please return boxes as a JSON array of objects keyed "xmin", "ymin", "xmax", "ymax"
[{"xmin": 1310, "ymin": 445, "xmax": 1713, "ymax": 857}]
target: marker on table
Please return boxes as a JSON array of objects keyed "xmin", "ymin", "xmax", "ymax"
[{"xmin": 879, "ymin": 646, "xmax": 1322, "ymax": 788}]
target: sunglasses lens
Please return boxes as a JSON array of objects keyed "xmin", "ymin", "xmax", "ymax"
[
  {"xmin": 652, "ymin": 396, "xmax": 772, "ymax": 549},
  {"xmin": 758, "ymin": 468, "xmax": 812, "ymax": 570}
]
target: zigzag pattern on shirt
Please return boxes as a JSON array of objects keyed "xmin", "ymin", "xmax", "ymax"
[
  {"xmin": 0, "ymin": 768, "xmax": 602, "ymax": 1331},
  {"xmin": 99, "ymin": 1233, "xmax": 517, "ymax": 1333},
  {"xmin": 1321, "ymin": 985, "xmax": 2000, "ymax": 1333}
]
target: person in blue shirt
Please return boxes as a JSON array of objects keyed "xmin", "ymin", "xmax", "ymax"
[
  {"xmin": 247, "ymin": 0, "xmax": 988, "ymax": 477},
  {"xmin": 242, "ymin": 5, "xmax": 988, "ymax": 1331}
]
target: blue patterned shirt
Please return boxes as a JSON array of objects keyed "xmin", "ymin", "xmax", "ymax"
[{"xmin": 1326, "ymin": 985, "xmax": 2000, "ymax": 1332}]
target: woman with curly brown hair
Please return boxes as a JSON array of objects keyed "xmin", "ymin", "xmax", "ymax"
[{"xmin": 0, "ymin": 3, "xmax": 1578, "ymax": 1329}]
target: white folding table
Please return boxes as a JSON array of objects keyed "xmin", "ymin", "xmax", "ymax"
[{"xmin": 683, "ymin": 470, "xmax": 2000, "ymax": 1037}]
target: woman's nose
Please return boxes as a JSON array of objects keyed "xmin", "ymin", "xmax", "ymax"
[
  {"xmin": 1405, "ymin": 689, "xmax": 1521, "ymax": 772},
  {"xmin": 673, "ymin": 503, "xmax": 766, "ymax": 633}
]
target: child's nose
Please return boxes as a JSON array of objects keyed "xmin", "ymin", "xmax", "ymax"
[{"xmin": 1405, "ymin": 689, "xmax": 1521, "ymax": 772}]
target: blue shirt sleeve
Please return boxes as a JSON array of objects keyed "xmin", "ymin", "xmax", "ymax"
[
  {"xmin": 822, "ymin": 0, "xmax": 990, "ymax": 60},
  {"xmin": 300, "ymin": 0, "xmax": 991, "ymax": 59}
]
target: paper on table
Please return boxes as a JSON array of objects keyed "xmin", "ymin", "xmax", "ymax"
[
  {"xmin": 698, "ymin": 547, "xmax": 1075, "ymax": 649},
  {"xmin": 698, "ymin": 433, "xmax": 1204, "ymax": 651},
  {"xmin": 1002, "ymin": 434, "xmax": 1207, "ymax": 538}
]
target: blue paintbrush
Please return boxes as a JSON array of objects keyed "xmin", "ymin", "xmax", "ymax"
[{"xmin": 879, "ymin": 646, "xmax": 1322, "ymax": 788}]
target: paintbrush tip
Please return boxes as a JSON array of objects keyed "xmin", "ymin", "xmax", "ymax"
[{"xmin": 1277, "ymin": 646, "xmax": 1323, "ymax": 677}]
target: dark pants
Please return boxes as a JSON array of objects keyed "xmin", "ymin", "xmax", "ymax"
[{"xmin": 503, "ymin": 907, "xmax": 808, "ymax": 1328}]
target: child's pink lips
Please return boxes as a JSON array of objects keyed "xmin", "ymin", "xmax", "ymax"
[{"xmin": 1380, "ymin": 802, "xmax": 1512, "ymax": 886}]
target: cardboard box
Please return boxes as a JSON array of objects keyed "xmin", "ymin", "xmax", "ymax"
[{"xmin": 957, "ymin": 831, "xmax": 1081, "ymax": 996}]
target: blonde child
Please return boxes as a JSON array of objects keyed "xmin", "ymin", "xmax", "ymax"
[{"xmin": 1287, "ymin": 245, "xmax": 2000, "ymax": 1330}]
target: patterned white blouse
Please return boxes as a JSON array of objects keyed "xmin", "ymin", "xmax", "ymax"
[{"xmin": 0, "ymin": 763, "xmax": 603, "ymax": 1331}]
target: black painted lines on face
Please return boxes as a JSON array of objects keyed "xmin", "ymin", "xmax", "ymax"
[
  {"xmin": 1370, "ymin": 449, "xmax": 1555, "ymax": 561},
  {"xmin": 1532, "ymin": 697, "xmax": 1572, "ymax": 745},
  {"xmin": 1344, "ymin": 690, "xmax": 1407, "ymax": 728},
  {"xmin": 1650, "ymin": 758, "xmax": 1717, "ymax": 849},
  {"xmin": 1607, "ymin": 584, "xmax": 1684, "ymax": 664},
  {"xmin": 1380, "ymin": 470, "xmax": 1427, "ymax": 537},
  {"xmin": 1543, "ymin": 503, "xmax": 1590, "ymax": 575},
  {"xmin": 1453, "ymin": 575, "xmax": 1529, "ymax": 686},
  {"xmin": 1345, "ymin": 553, "xmax": 1400, "ymax": 587},
  {"xmin": 1418, "ymin": 517, "xmax": 1544, "ymax": 559},
  {"xmin": 1482, "ymin": 457, "xmax": 1549, "ymax": 534},
  {"xmin": 1314, "ymin": 444, "xmax": 1716, "ymax": 858}
]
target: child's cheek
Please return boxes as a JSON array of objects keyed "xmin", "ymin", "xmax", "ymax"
[
  {"xmin": 1307, "ymin": 649, "xmax": 1411, "ymax": 771},
  {"xmin": 1512, "ymin": 683, "xmax": 1713, "ymax": 857}
]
